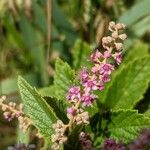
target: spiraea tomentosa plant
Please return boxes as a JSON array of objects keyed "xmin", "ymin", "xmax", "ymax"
[
  {"xmin": 51, "ymin": 21, "xmax": 127, "ymax": 150},
  {"xmin": 1, "ymin": 21, "xmax": 150, "ymax": 150}
]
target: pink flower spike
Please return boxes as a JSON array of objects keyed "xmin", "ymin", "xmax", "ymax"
[
  {"xmin": 103, "ymin": 51, "xmax": 111, "ymax": 58},
  {"xmin": 66, "ymin": 86, "xmax": 81, "ymax": 101},
  {"xmin": 81, "ymin": 93, "xmax": 96, "ymax": 107},
  {"xmin": 100, "ymin": 63, "xmax": 114, "ymax": 75},
  {"xmin": 90, "ymin": 49, "xmax": 102, "ymax": 63},
  {"xmin": 113, "ymin": 52, "xmax": 122, "ymax": 65}
]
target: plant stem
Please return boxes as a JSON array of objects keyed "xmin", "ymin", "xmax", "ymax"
[
  {"xmin": 66, "ymin": 100, "xmax": 81, "ymax": 131},
  {"xmin": 46, "ymin": 0, "xmax": 52, "ymax": 66}
]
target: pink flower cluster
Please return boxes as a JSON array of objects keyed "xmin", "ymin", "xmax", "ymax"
[
  {"xmin": 51, "ymin": 21, "xmax": 127, "ymax": 150},
  {"xmin": 66, "ymin": 21, "xmax": 127, "ymax": 108}
]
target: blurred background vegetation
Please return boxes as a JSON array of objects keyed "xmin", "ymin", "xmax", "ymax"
[{"xmin": 0, "ymin": 0, "xmax": 150, "ymax": 149}]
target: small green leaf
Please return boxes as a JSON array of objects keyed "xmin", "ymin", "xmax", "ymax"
[
  {"xmin": 18, "ymin": 76, "xmax": 57, "ymax": 137},
  {"xmin": 47, "ymin": 97, "xmax": 68, "ymax": 124},
  {"xmin": 52, "ymin": 0, "xmax": 77, "ymax": 46},
  {"xmin": 124, "ymin": 41, "xmax": 149, "ymax": 63},
  {"xmin": 32, "ymin": 2, "xmax": 47, "ymax": 35},
  {"xmin": 39, "ymin": 86, "xmax": 55, "ymax": 98},
  {"xmin": 54, "ymin": 59, "xmax": 75, "ymax": 100},
  {"xmin": 104, "ymin": 56, "xmax": 150, "ymax": 110},
  {"xmin": 40, "ymin": 59, "xmax": 75, "ymax": 101},
  {"xmin": 1, "ymin": 73, "xmax": 39, "ymax": 95},
  {"xmin": 73, "ymin": 39, "xmax": 92, "ymax": 70},
  {"xmin": 119, "ymin": 0, "xmax": 150, "ymax": 26},
  {"xmin": 39, "ymin": 59, "xmax": 75, "ymax": 121},
  {"xmin": 108, "ymin": 110, "xmax": 150, "ymax": 142},
  {"xmin": 145, "ymin": 109, "xmax": 150, "ymax": 117},
  {"xmin": 20, "ymin": 13, "xmax": 48, "ymax": 85},
  {"xmin": 3, "ymin": 15, "xmax": 25, "ymax": 48},
  {"xmin": 130, "ymin": 16, "xmax": 150, "ymax": 37}
]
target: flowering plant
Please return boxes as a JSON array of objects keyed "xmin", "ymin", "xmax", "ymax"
[{"xmin": 1, "ymin": 21, "xmax": 150, "ymax": 150}]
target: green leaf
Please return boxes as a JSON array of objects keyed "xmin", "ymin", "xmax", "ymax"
[
  {"xmin": 19, "ymin": 13, "xmax": 48, "ymax": 86},
  {"xmin": 0, "ymin": 73, "xmax": 39, "ymax": 95},
  {"xmin": 52, "ymin": 0, "xmax": 77, "ymax": 46},
  {"xmin": 130, "ymin": 16, "xmax": 150, "ymax": 37},
  {"xmin": 39, "ymin": 86, "xmax": 68, "ymax": 123},
  {"xmin": 73, "ymin": 39, "xmax": 91, "ymax": 70},
  {"xmin": 53, "ymin": 58, "xmax": 75, "ymax": 100},
  {"xmin": 32, "ymin": 2, "xmax": 47, "ymax": 35},
  {"xmin": 3, "ymin": 14, "xmax": 25, "ymax": 48},
  {"xmin": 124, "ymin": 41, "xmax": 149, "ymax": 63},
  {"xmin": 104, "ymin": 56, "xmax": 150, "ymax": 110},
  {"xmin": 39, "ymin": 59, "xmax": 75, "ymax": 121},
  {"xmin": 40, "ymin": 59, "xmax": 75, "ymax": 101},
  {"xmin": 108, "ymin": 110, "xmax": 150, "ymax": 142},
  {"xmin": 47, "ymin": 97, "xmax": 68, "ymax": 123},
  {"xmin": 18, "ymin": 76, "xmax": 57, "ymax": 137},
  {"xmin": 119, "ymin": 0, "xmax": 150, "ymax": 26}
]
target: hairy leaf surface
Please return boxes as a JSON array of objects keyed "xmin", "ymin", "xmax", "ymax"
[
  {"xmin": 40, "ymin": 59, "xmax": 75, "ymax": 101},
  {"xmin": 108, "ymin": 110, "xmax": 150, "ymax": 142},
  {"xmin": 104, "ymin": 56, "xmax": 150, "ymax": 110},
  {"xmin": 18, "ymin": 76, "xmax": 57, "ymax": 137}
]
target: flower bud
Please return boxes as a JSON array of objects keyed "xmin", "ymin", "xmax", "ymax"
[
  {"xmin": 112, "ymin": 31, "xmax": 118, "ymax": 39},
  {"xmin": 115, "ymin": 23, "xmax": 126, "ymax": 30},
  {"xmin": 119, "ymin": 34, "xmax": 127, "ymax": 40},
  {"xmin": 115, "ymin": 43, "xmax": 123, "ymax": 50}
]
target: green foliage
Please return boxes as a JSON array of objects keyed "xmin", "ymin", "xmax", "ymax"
[
  {"xmin": 18, "ymin": 76, "xmax": 57, "ymax": 137},
  {"xmin": 40, "ymin": 58, "xmax": 75, "ymax": 101},
  {"xmin": 119, "ymin": 0, "xmax": 150, "ymax": 26},
  {"xmin": 46, "ymin": 98, "xmax": 68, "ymax": 123},
  {"xmin": 96, "ymin": 42, "xmax": 149, "ymax": 104},
  {"xmin": 52, "ymin": 0, "xmax": 77, "ymax": 46},
  {"xmin": 39, "ymin": 59, "xmax": 75, "ymax": 122},
  {"xmin": 17, "ymin": 127, "xmax": 29, "ymax": 144},
  {"xmin": 119, "ymin": 0, "xmax": 150, "ymax": 38},
  {"xmin": 108, "ymin": 110, "xmax": 150, "ymax": 143},
  {"xmin": 64, "ymin": 125, "xmax": 83, "ymax": 150},
  {"xmin": 0, "ymin": 73, "xmax": 38, "ymax": 95},
  {"xmin": 124, "ymin": 41, "xmax": 149, "ymax": 63},
  {"xmin": 73, "ymin": 39, "xmax": 92, "ymax": 70},
  {"xmin": 3, "ymin": 15, "xmax": 25, "ymax": 48},
  {"xmin": 19, "ymin": 13, "xmax": 48, "ymax": 86},
  {"xmin": 103, "ymin": 56, "xmax": 150, "ymax": 110},
  {"xmin": 1, "ymin": 0, "xmax": 150, "ymax": 149},
  {"xmin": 32, "ymin": 2, "xmax": 47, "ymax": 35}
]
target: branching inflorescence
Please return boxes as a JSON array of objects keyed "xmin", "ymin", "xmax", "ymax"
[
  {"xmin": 0, "ymin": 21, "xmax": 127, "ymax": 150},
  {"xmin": 0, "ymin": 96, "xmax": 32, "ymax": 132},
  {"xmin": 51, "ymin": 21, "xmax": 127, "ymax": 150}
]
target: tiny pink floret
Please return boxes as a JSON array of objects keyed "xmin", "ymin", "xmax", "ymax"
[
  {"xmin": 113, "ymin": 52, "xmax": 122, "ymax": 65},
  {"xmin": 100, "ymin": 63, "xmax": 114, "ymax": 75},
  {"xmin": 66, "ymin": 86, "xmax": 81, "ymax": 101},
  {"xmin": 90, "ymin": 49, "xmax": 103, "ymax": 63}
]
